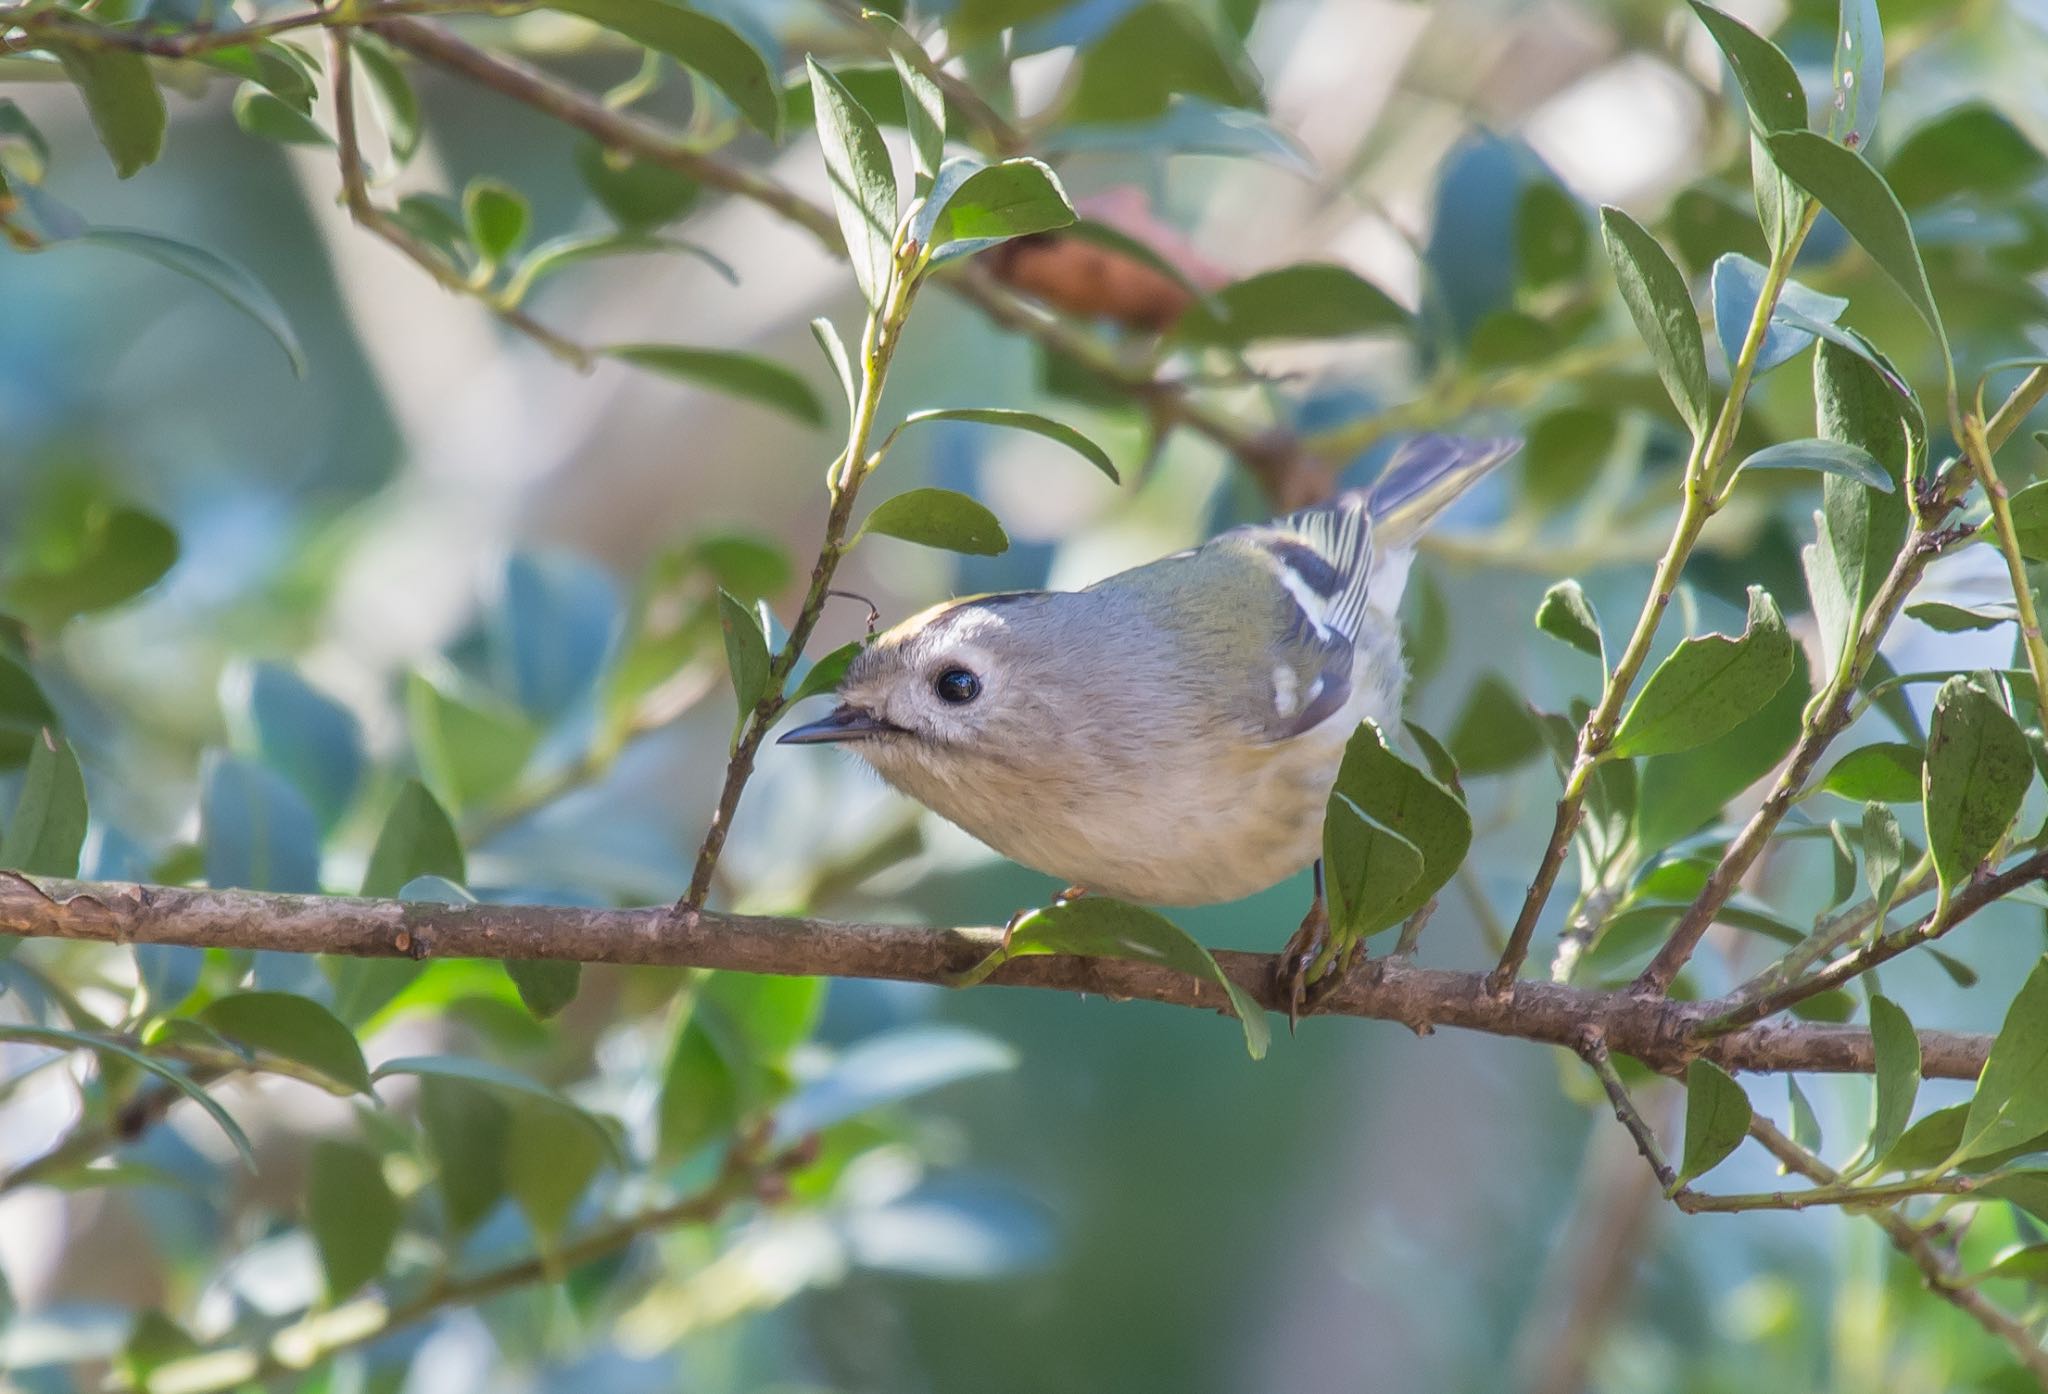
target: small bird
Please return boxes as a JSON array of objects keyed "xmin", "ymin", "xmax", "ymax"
[{"xmin": 780, "ymin": 434, "xmax": 1519, "ymax": 1004}]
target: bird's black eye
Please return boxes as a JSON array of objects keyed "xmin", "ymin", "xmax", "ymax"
[{"xmin": 933, "ymin": 667, "xmax": 981, "ymax": 705}]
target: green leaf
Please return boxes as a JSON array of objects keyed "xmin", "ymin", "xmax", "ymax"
[
  {"xmin": 1, "ymin": 730, "xmax": 87, "ymax": 877},
  {"xmin": 1907, "ymin": 601, "xmax": 2014, "ymax": 633},
  {"xmin": 404, "ymin": 671, "xmax": 539, "ymax": 816},
  {"xmin": 717, "ymin": 588, "xmax": 771, "ymax": 725},
  {"xmin": 1069, "ymin": 2, "xmax": 1257, "ymax": 123},
  {"xmin": 807, "ymin": 58, "xmax": 898, "ymax": 308},
  {"xmin": 1519, "ymin": 406, "xmax": 1617, "ymax": 511},
  {"xmin": 1885, "ymin": 103, "xmax": 2046, "ymax": 210},
  {"xmin": 873, "ymin": 13, "xmax": 944, "ymax": 194},
  {"xmin": 1866, "ymin": 994, "xmax": 1921, "ymax": 1172},
  {"xmin": 1598, "ymin": 207, "xmax": 1711, "ymax": 438},
  {"xmin": 1820, "ymin": 742, "xmax": 1923, "ymax": 802},
  {"xmin": 504, "ymin": 960, "xmax": 581, "ymax": 1021},
  {"xmin": 1613, "ymin": 587, "xmax": 1794, "ymax": 758},
  {"xmin": 772, "ymin": 1023, "xmax": 1016, "ymax": 1144},
  {"xmin": 362, "ymin": 779, "xmax": 464, "ymax": 898},
  {"xmin": 505, "ymin": 1096, "xmax": 607, "ymax": 1242},
  {"xmin": 656, "ymin": 1010, "xmax": 739, "ymax": 1162},
  {"xmin": 199, "ymin": 992, "xmax": 372, "ymax": 1095},
  {"xmin": 810, "ymin": 317, "xmax": 855, "ymax": 412},
  {"xmin": 545, "ymin": 0, "xmax": 780, "ymax": 136},
  {"xmin": 1812, "ymin": 338, "xmax": 1913, "ymax": 667},
  {"xmin": 413, "ymin": 1072, "xmax": 507, "ymax": 1235},
  {"xmin": 1325, "ymin": 719, "xmax": 1472, "ymax": 934},
  {"xmin": 462, "ymin": 178, "xmax": 529, "ymax": 268},
  {"xmin": 1322, "ymin": 795, "xmax": 1422, "ymax": 944},
  {"xmin": 1923, "ymin": 675, "xmax": 2032, "ymax": 904},
  {"xmin": 1685, "ymin": 2, "xmax": 1807, "ymax": 252},
  {"xmin": 2002, "ymin": 481, "xmax": 2048, "ymax": 561},
  {"xmin": 914, "ymin": 156, "xmax": 1075, "ymax": 259},
  {"xmin": 1177, "ymin": 263, "xmax": 1405, "ymax": 346},
  {"xmin": 1958, "ymin": 958, "xmax": 2048, "ymax": 1163},
  {"xmin": 231, "ymin": 84, "xmax": 329, "ymax": 145},
  {"xmin": 606, "ymin": 344, "xmax": 825, "ymax": 426},
  {"xmin": 1535, "ymin": 579, "xmax": 1604, "ymax": 663},
  {"xmin": 0, "ymin": 654, "xmax": 55, "ymax": 770},
  {"xmin": 0, "ymin": 1025, "xmax": 254, "ymax": 1169},
  {"xmin": 1766, "ymin": 130, "xmax": 1948, "ymax": 364},
  {"xmin": 1710, "ymin": 254, "xmax": 1849, "ymax": 379},
  {"xmin": 504, "ymin": 232, "xmax": 735, "ymax": 307},
  {"xmin": 66, "ymin": 230, "xmax": 304, "ymax": 375},
  {"xmin": 575, "ymin": 140, "xmax": 699, "ymax": 231},
  {"xmin": 200, "ymin": 752, "xmax": 320, "ymax": 894},
  {"xmin": 1982, "ymin": 1244, "xmax": 2048, "ymax": 1282},
  {"xmin": 230, "ymin": 663, "xmax": 364, "ymax": 831},
  {"xmin": 5, "ymin": 502, "xmax": 178, "ymax": 629},
  {"xmin": 861, "ymin": 488, "xmax": 1009, "ymax": 555},
  {"xmin": 896, "ymin": 407, "xmax": 1118, "ymax": 482},
  {"xmin": 0, "ymin": 99, "xmax": 51, "ymax": 186},
  {"xmin": 1880, "ymin": 1102, "xmax": 1966, "ymax": 1173},
  {"xmin": 1634, "ymin": 659, "xmax": 1809, "ymax": 852},
  {"xmin": 1735, "ymin": 439, "xmax": 1893, "ymax": 491},
  {"xmin": 1788, "ymin": 1075, "xmax": 1823, "ymax": 1154},
  {"xmin": 993, "ymin": 898, "xmax": 1268, "ymax": 1059},
  {"xmin": 785, "ymin": 640, "xmax": 863, "ymax": 709},
  {"xmin": 1446, "ymin": 673, "xmax": 1544, "ymax": 776},
  {"xmin": 1827, "ymin": 0, "xmax": 1882, "ymax": 147},
  {"xmin": 375, "ymin": 1055, "xmax": 621, "ymax": 1160},
  {"xmin": 1677, "ymin": 1058, "xmax": 1753, "ymax": 1185},
  {"xmin": 353, "ymin": 38, "xmax": 422, "ymax": 166},
  {"xmin": 306, "ymin": 1141, "xmax": 401, "ymax": 1301},
  {"xmin": 53, "ymin": 45, "xmax": 165, "ymax": 178}
]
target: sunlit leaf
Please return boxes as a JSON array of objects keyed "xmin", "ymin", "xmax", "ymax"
[
  {"xmin": 1535, "ymin": 579, "xmax": 1604, "ymax": 663},
  {"xmin": 896, "ymin": 407, "xmax": 1119, "ymax": 482},
  {"xmin": 361, "ymin": 779, "xmax": 464, "ymax": 898},
  {"xmin": 607, "ymin": 344, "xmax": 825, "ymax": 426},
  {"xmin": 861, "ymin": 488, "xmax": 1010, "ymax": 555},
  {"xmin": 1677, "ymin": 1058, "xmax": 1752, "ymax": 1185},
  {"xmin": 1866, "ymin": 994, "xmax": 1921, "ymax": 1173},
  {"xmin": 807, "ymin": 58, "xmax": 897, "ymax": 308},
  {"xmin": 547, "ymin": 0, "xmax": 781, "ymax": 136},
  {"xmin": 1958, "ymin": 958, "xmax": 2048, "ymax": 1163},
  {"xmin": 1599, "ymin": 208, "xmax": 1709, "ymax": 437},
  {"xmin": 1613, "ymin": 587, "xmax": 1794, "ymax": 758},
  {"xmin": 53, "ymin": 45, "xmax": 165, "ymax": 177},
  {"xmin": 199, "ymin": 992, "xmax": 372, "ymax": 1095}
]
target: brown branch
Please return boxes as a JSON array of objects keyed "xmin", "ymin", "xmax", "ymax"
[
  {"xmin": 1746, "ymin": 1116, "xmax": 2048, "ymax": 1385},
  {"xmin": 0, "ymin": 0, "xmax": 484, "ymax": 57},
  {"xmin": 0, "ymin": 874, "xmax": 1995, "ymax": 1081}
]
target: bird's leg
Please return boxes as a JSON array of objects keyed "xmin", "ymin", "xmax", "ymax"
[{"xmin": 1277, "ymin": 861, "xmax": 1335, "ymax": 1029}]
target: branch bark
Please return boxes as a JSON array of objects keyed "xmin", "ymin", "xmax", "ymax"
[{"xmin": 0, "ymin": 874, "xmax": 1993, "ymax": 1080}]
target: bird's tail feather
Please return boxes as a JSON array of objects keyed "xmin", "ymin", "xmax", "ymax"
[{"xmin": 1360, "ymin": 434, "xmax": 1520, "ymax": 549}]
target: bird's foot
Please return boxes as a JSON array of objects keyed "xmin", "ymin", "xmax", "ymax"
[{"xmin": 1276, "ymin": 900, "xmax": 1354, "ymax": 1030}]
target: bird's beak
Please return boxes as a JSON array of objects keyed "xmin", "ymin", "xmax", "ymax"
[{"xmin": 777, "ymin": 703, "xmax": 901, "ymax": 745}]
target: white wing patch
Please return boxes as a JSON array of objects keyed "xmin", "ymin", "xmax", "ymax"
[{"xmin": 1272, "ymin": 665, "xmax": 1300, "ymax": 717}]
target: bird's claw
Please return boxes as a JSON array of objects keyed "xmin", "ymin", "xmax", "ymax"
[{"xmin": 1276, "ymin": 898, "xmax": 1353, "ymax": 1031}]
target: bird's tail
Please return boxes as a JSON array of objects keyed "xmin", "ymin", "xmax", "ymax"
[{"xmin": 1360, "ymin": 434, "xmax": 1520, "ymax": 550}]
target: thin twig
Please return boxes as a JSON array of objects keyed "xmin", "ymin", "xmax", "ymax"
[{"xmin": 1574, "ymin": 1029, "xmax": 1681, "ymax": 1194}]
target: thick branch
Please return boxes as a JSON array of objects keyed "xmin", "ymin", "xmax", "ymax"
[{"xmin": 0, "ymin": 874, "xmax": 1993, "ymax": 1080}]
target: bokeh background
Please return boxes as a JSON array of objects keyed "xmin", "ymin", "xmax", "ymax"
[{"xmin": 6, "ymin": 0, "xmax": 2048, "ymax": 1389}]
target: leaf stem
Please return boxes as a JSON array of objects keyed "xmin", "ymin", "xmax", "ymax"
[
  {"xmin": 681, "ymin": 248, "xmax": 923, "ymax": 907},
  {"xmin": 1961, "ymin": 409, "xmax": 2048, "ymax": 706}
]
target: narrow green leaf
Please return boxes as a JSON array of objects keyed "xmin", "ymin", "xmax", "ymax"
[
  {"xmin": 0, "ymin": 652, "xmax": 56, "ymax": 770},
  {"xmin": 1821, "ymin": 742, "xmax": 1922, "ymax": 802},
  {"xmin": 994, "ymin": 898, "xmax": 1268, "ymax": 1059},
  {"xmin": 1923, "ymin": 675, "xmax": 2031, "ymax": 903},
  {"xmin": 810, "ymin": 316, "xmax": 856, "ymax": 412},
  {"xmin": 504, "ymin": 232, "xmax": 735, "ymax": 306},
  {"xmin": 1678, "ymin": 1058, "xmax": 1753, "ymax": 1185},
  {"xmin": 199, "ymin": 992, "xmax": 372, "ymax": 1095},
  {"xmin": 1867, "ymin": 994, "xmax": 1921, "ymax": 1171},
  {"xmin": 607, "ymin": 344, "xmax": 825, "ymax": 426},
  {"xmin": 545, "ymin": 0, "xmax": 781, "ymax": 136},
  {"xmin": 575, "ymin": 140, "xmax": 699, "ymax": 231},
  {"xmin": 375, "ymin": 1055, "xmax": 621, "ymax": 1160},
  {"xmin": 1, "ymin": 730, "xmax": 87, "ymax": 877},
  {"xmin": 1958, "ymin": 957, "xmax": 2048, "ymax": 1163},
  {"xmin": 1535, "ymin": 579, "xmax": 1604, "ymax": 663},
  {"xmin": 352, "ymin": 38, "xmax": 421, "ymax": 166},
  {"xmin": 1687, "ymin": 2, "xmax": 1806, "ymax": 131},
  {"xmin": 873, "ymin": 14, "xmax": 944, "ymax": 193},
  {"xmin": 462, "ymin": 178, "xmax": 529, "ymax": 268},
  {"xmin": 307, "ymin": 1141, "xmax": 401, "ymax": 1301},
  {"xmin": 1766, "ymin": 130, "xmax": 1948, "ymax": 363},
  {"xmin": 70, "ymin": 230, "xmax": 305, "ymax": 375},
  {"xmin": 1788, "ymin": 1075, "xmax": 1823, "ymax": 1154},
  {"xmin": 1982, "ymin": 1244, "xmax": 2048, "ymax": 1282},
  {"xmin": 361, "ymin": 779, "xmax": 464, "ymax": 898},
  {"xmin": 784, "ymin": 640, "xmax": 863, "ymax": 709},
  {"xmin": 1827, "ymin": 0, "xmax": 1883, "ymax": 147},
  {"xmin": 1735, "ymin": 438, "xmax": 1893, "ymax": 491},
  {"xmin": 1908, "ymin": 601, "xmax": 2014, "ymax": 633},
  {"xmin": 54, "ymin": 45, "xmax": 165, "ymax": 177},
  {"xmin": 1599, "ymin": 207, "xmax": 1710, "ymax": 437},
  {"xmin": 897, "ymin": 407, "xmax": 1119, "ymax": 482},
  {"xmin": 1613, "ymin": 587, "xmax": 1795, "ymax": 758},
  {"xmin": 807, "ymin": 58, "xmax": 897, "ymax": 308},
  {"xmin": 0, "ymin": 1025, "xmax": 254, "ymax": 1169},
  {"xmin": 861, "ymin": 488, "xmax": 1009, "ymax": 555},
  {"xmin": 717, "ymin": 588, "xmax": 771, "ymax": 722}
]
